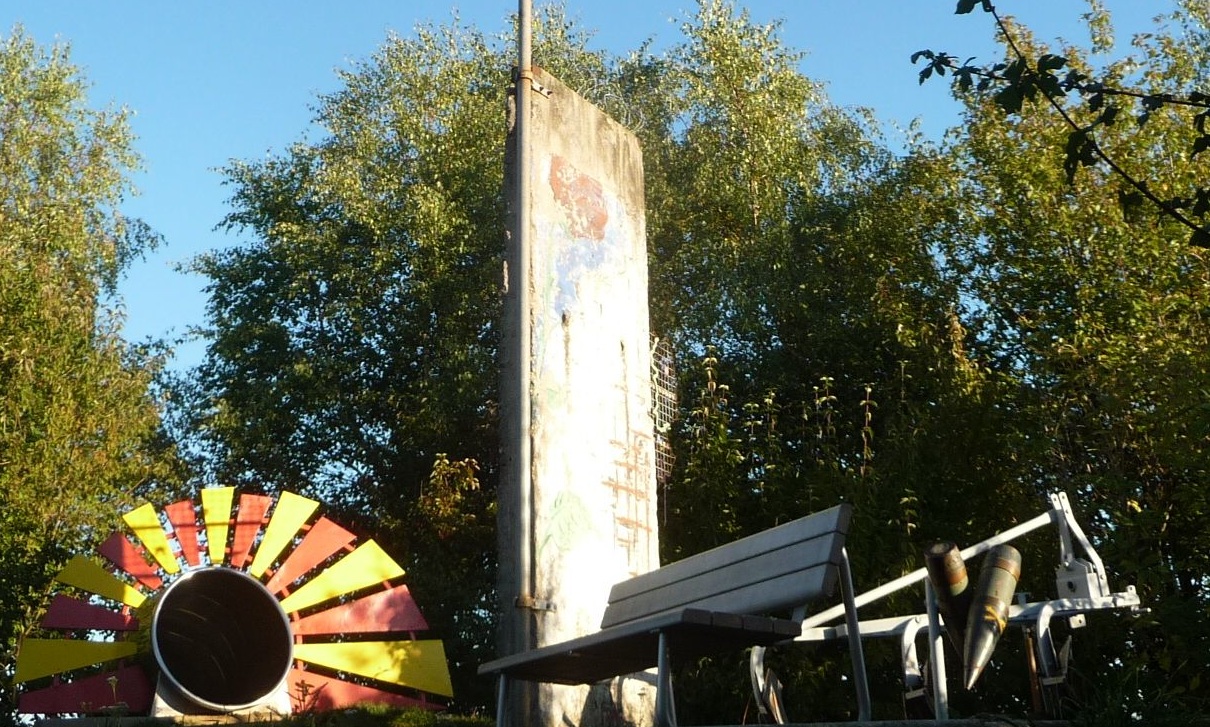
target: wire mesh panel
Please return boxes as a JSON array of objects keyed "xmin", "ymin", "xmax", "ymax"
[{"xmin": 651, "ymin": 336, "xmax": 677, "ymax": 486}]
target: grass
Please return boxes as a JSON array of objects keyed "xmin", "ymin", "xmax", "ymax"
[{"xmin": 271, "ymin": 705, "xmax": 492, "ymax": 727}]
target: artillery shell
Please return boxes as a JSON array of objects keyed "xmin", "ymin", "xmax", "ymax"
[
  {"xmin": 963, "ymin": 544, "xmax": 1022, "ymax": 690},
  {"xmin": 924, "ymin": 541, "xmax": 972, "ymax": 657}
]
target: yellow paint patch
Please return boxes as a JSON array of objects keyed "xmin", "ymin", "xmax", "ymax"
[
  {"xmin": 201, "ymin": 486, "xmax": 235, "ymax": 565},
  {"xmin": 14, "ymin": 639, "xmax": 139, "ymax": 683},
  {"xmin": 294, "ymin": 640, "xmax": 453, "ymax": 697},
  {"xmin": 278, "ymin": 540, "xmax": 404, "ymax": 614},
  {"xmin": 56, "ymin": 555, "xmax": 146, "ymax": 608},
  {"xmin": 982, "ymin": 604, "xmax": 1006, "ymax": 632},
  {"xmin": 122, "ymin": 503, "xmax": 179, "ymax": 574},
  {"xmin": 248, "ymin": 491, "xmax": 319, "ymax": 578}
]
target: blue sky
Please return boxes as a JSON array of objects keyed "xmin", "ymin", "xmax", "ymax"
[{"xmin": 4, "ymin": 1, "xmax": 1176, "ymax": 371}]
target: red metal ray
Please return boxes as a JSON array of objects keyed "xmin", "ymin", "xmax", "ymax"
[
  {"xmin": 286, "ymin": 668, "xmax": 439, "ymax": 712},
  {"xmin": 18, "ymin": 665, "xmax": 153, "ymax": 715},
  {"xmin": 229, "ymin": 493, "xmax": 272, "ymax": 569},
  {"xmin": 264, "ymin": 516, "xmax": 356, "ymax": 595},
  {"xmin": 164, "ymin": 499, "xmax": 202, "ymax": 567},
  {"xmin": 41, "ymin": 595, "xmax": 138, "ymax": 632},
  {"xmin": 96, "ymin": 532, "xmax": 162, "ymax": 590},
  {"xmin": 291, "ymin": 585, "xmax": 428, "ymax": 636}
]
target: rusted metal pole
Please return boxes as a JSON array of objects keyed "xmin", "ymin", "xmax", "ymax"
[
  {"xmin": 514, "ymin": 0, "xmax": 535, "ymax": 639},
  {"xmin": 505, "ymin": 1, "xmax": 535, "ymax": 721}
]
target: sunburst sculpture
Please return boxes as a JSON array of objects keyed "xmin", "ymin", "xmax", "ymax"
[{"xmin": 14, "ymin": 487, "xmax": 454, "ymax": 716}]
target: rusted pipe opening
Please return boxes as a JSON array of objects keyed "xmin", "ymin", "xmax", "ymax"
[{"xmin": 151, "ymin": 568, "xmax": 293, "ymax": 712}]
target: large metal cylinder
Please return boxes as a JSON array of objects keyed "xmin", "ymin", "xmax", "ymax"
[
  {"xmin": 150, "ymin": 568, "xmax": 293, "ymax": 712},
  {"xmin": 924, "ymin": 541, "xmax": 972, "ymax": 657},
  {"xmin": 963, "ymin": 544, "xmax": 1022, "ymax": 690}
]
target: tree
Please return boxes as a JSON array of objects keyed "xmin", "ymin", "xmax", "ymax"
[
  {"xmin": 640, "ymin": 5, "xmax": 1046, "ymax": 719},
  {"xmin": 926, "ymin": 5, "xmax": 1210, "ymax": 719},
  {"xmin": 915, "ymin": 0, "xmax": 1210, "ymax": 246},
  {"xmin": 0, "ymin": 27, "xmax": 180, "ymax": 722},
  {"xmin": 648, "ymin": 2, "xmax": 1210, "ymax": 720}
]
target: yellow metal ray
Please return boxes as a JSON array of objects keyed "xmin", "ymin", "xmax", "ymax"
[
  {"xmin": 201, "ymin": 486, "xmax": 235, "ymax": 565},
  {"xmin": 14, "ymin": 639, "xmax": 139, "ymax": 684},
  {"xmin": 293, "ymin": 640, "xmax": 453, "ymax": 697},
  {"xmin": 122, "ymin": 503, "xmax": 179, "ymax": 575},
  {"xmin": 278, "ymin": 540, "xmax": 404, "ymax": 614},
  {"xmin": 248, "ymin": 491, "xmax": 319, "ymax": 578},
  {"xmin": 56, "ymin": 555, "xmax": 146, "ymax": 608}
]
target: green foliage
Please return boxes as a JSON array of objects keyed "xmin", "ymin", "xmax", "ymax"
[
  {"xmin": 637, "ymin": 4, "xmax": 1044, "ymax": 719},
  {"xmin": 0, "ymin": 26, "xmax": 180, "ymax": 723},
  {"xmin": 924, "ymin": 4, "xmax": 1210, "ymax": 720},
  {"xmin": 279, "ymin": 704, "xmax": 490, "ymax": 727},
  {"xmin": 916, "ymin": 0, "xmax": 1210, "ymax": 246},
  {"xmin": 179, "ymin": 0, "xmax": 1210, "ymax": 721},
  {"xmin": 391, "ymin": 455, "xmax": 496, "ymax": 712}
]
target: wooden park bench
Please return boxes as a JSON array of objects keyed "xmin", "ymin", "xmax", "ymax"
[{"xmin": 479, "ymin": 503, "xmax": 870, "ymax": 726}]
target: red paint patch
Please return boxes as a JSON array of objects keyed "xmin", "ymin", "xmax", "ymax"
[
  {"xmin": 97, "ymin": 531, "xmax": 162, "ymax": 590},
  {"xmin": 264, "ymin": 516, "xmax": 356, "ymax": 595},
  {"xmin": 165, "ymin": 499, "xmax": 202, "ymax": 567},
  {"xmin": 287, "ymin": 668, "xmax": 439, "ymax": 712},
  {"xmin": 229, "ymin": 493, "xmax": 271, "ymax": 569},
  {"xmin": 41, "ymin": 595, "xmax": 138, "ymax": 631},
  {"xmin": 292, "ymin": 585, "xmax": 428, "ymax": 636},
  {"xmin": 18, "ymin": 665, "xmax": 153, "ymax": 715},
  {"xmin": 549, "ymin": 155, "xmax": 607, "ymax": 240}
]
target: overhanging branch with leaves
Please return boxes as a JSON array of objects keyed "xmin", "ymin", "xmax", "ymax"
[{"xmin": 913, "ymin": 0, "xmax": 1210, "ymax": 246}]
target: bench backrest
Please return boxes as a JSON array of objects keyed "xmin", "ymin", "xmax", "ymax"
[{"xmin": 600, "ymin": 503, "xmax": 852, "ymax": 629}]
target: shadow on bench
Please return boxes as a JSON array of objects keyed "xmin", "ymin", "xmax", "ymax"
[{"xmin": 479, "ymin": 503, "xmax": 870, "ymax": 726}]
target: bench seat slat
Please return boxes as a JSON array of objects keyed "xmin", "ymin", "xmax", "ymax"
[
  {"xmin": 478, "ymin": 608, "xmax": 801, "ymax": 685},
  {"xmin": 613, "ymin": 562, "xmax": 836, "ymax": 626}
]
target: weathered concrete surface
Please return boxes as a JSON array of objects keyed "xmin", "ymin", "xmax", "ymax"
[{"xmin": 499, "ymin": 66, "xmax": 658, "ymax": 727}]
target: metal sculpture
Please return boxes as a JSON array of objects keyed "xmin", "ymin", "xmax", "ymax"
[
  {"xmin": 784, "ymin": 492, "xmax": 1143, "ymax": 721},
  {"xmin": 13, "ymin": 488, "xmax": 454, "ymax": 717}
]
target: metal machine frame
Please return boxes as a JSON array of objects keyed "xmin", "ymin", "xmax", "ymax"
[{"xmin": 752, "ymin": 492, "xmax": 1143, "ymax": 721}]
